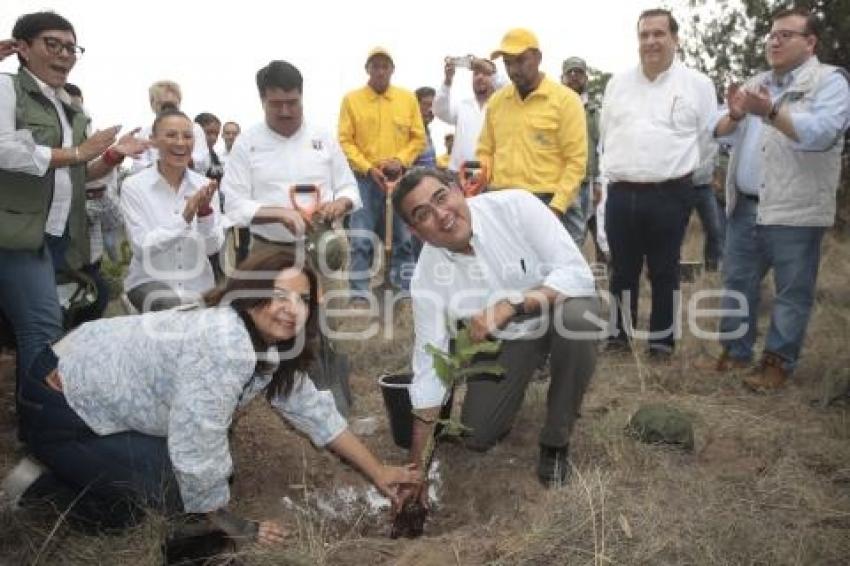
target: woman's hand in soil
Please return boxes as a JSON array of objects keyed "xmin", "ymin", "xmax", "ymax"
[
  {"xmin": 392, "ymin": 477, "xmax": 430, "ymax": 516},
  {"xmin": 375, "ymin": 463, "xmax": 422, "ymax": 507},
  {"xmin": 256, "ymin": 520, "xmax": 287, "ymax": 546}
]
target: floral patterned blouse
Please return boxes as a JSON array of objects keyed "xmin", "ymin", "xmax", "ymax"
[{"xmin": 53, "ymin": 306, "xmax": 347, "ymax": 513}]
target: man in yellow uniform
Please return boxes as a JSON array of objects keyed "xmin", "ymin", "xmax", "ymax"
[
  {"xmin": 338, "ymin": 47, "xmax": 425, "ymax": 300},
  {"xmin": 477, "ymin": 29, "xmax": 587, "ymax": 223}
]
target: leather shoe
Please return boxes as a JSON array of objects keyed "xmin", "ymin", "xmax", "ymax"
[
  {"xmin": 742, "ymin": 351, "xmax": 789, "ymax": 392},
  {"xmin": 693, "ymin": 349, "xmax": 749, "ymax": 372},
  {"xmin": 538, "ymin": 444, "xmax": 570, "ymax": 487}
]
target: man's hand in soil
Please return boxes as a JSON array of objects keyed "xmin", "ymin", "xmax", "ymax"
[
  {"xmin": 469, "ymin": 299, "xmax": 516, "ymax": 342},
  {"xmin": 396, "ymin": 406, "xmax": 441, "ymax": 515}
]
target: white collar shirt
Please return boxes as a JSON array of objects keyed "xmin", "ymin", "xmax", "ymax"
[
  {"xmin": 120, "ymin": 165, "xmax": 224, "ymax": 297},
  {"xmin": 220, "ymin": 121, "xmax": 361, "ymax": 243},
  {"xmin": 408, "ymin": 189, "xmax": 597, "ymax": 409},
  {"xmin": 599, "ymin": 60, "xmax": 718, "ymax": 183},
  {"xmin": 433, "ymin": 85, "xmax": 488, "ymax": 172},
  {"xmin": 21, "ymin": 68, "xmax": 75, "ymax": 236}
]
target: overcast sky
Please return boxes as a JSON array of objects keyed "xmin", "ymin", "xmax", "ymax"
[{"xmin": 1, "ymin": 0, "xmax": 689, "ymax": 153}]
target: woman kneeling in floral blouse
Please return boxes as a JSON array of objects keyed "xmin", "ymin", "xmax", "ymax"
[{"xmin": 12, "ymin": 249, "xmax": 418, "ymax": 544}]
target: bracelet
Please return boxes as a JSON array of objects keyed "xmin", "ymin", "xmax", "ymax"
[{"xmin": 103, "ymin": 147, "xmax": 123, "ymax": 167}]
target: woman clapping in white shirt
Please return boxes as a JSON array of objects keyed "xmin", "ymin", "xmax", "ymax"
[{"xmin": 121, "ymin": 108, "xmax": 224, "ymax": 312}]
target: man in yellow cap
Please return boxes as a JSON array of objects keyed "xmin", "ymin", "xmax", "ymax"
[
  {"xmin": 338, "ymin": 47, "xmax": 426, "ymax": 301},
  {"xmin": 477, "ymin": 28, "xmax": 587, "ymax": 233}
]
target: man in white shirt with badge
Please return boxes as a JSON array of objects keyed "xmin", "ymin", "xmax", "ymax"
[
  {"xmin": 599, "ymin": 8, "xmax": 717, "ymax": 358},
  {"xmin": 392, "ymin": 168, "xmax": 600, "ymax": 490},
  {"xmin": 221, "ymin": 60, "xmax": 360, "ymax": 260}
]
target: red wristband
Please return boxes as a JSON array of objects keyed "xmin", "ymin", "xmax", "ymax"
[
  {"xmin": 103, "ymin": 147, "xmax": 123, "ymax": 167},
  {"xmin": 197, "ymin": 203, "xmax": 214, "ymax": 218}
]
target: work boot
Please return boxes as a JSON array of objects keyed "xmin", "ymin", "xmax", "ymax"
[
  {"xmin": 692, "ymin": 349, "xmax": 749, "ymax": 372},
  {"xmin": 537, "ymin": 444, "xmax": 570, "ymax": 487},
  {"xmin": 742, "ymin": 351, "xmax": 789, "ymax": 393}
]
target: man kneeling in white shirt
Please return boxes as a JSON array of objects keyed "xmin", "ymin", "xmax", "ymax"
[{"xmin": 392, "ymin": 168, "xmax": 601, "ymax": 490}]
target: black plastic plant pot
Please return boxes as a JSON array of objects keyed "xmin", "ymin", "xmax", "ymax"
[
  {"xmin": 378, "ymin": 372, "xmax": 415, "ymax": 449},
  {"xmin": 378, "ymin": 372, "xmax": 455, "ymax": 450}
]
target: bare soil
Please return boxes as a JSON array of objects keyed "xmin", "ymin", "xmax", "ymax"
[{"xmin": 2, "ymin": 219, "xmax": 850, "ymax": 565}]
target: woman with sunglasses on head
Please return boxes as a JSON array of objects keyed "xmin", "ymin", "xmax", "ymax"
[{"xmin": 7, "ymin": 249, "xmax": 419, "ymax": 544}]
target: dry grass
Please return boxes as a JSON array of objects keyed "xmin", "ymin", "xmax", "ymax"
[{"xmin": 2, "ymin": 220, "xmax": 849, "ymax": 565}]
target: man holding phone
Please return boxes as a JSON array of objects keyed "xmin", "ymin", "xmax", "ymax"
[{"xmin": 433, "ymin": 54, "xmax": 503, "ymax": 174}]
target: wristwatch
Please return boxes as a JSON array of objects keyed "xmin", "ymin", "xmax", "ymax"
[{"xmin": 506, "ymin": 294, "xmax": 526, "ymax": 317}]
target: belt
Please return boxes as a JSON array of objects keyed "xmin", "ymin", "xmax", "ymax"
[
  {"xmin": 611, "ymin": 172, "xmax": 693, "ymax": 189},
  {"xmin": 250, "ymin": 232, "xmax": 296, "ymax": 247},
  {"xmin": 738, "ymin": 191, "xmax": 759, "ymax": 203}
]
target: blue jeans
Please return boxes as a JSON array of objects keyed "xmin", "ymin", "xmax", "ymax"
[
  {"xmin": 18, "ymin": 347, "xmax": 182, "ymax": 530},
  {"xmin": 0, "ymin": 246, "xmax": 63, "ymax": 402},
  {"xmin": 348, "ymin": 173, "xmax": 414, "ymax": 292},
  {"xmin": 605, "ymin": 180, "xmax": 693, "ymax": 352},
  {"xmin": 563, "ymin": 181, "xmax": 590, "ymax": 247},
  {"xmin": 719, "ymin": 198, "xmax": 825, "ymax": 371},
  {"xmin": 690, "ymin": 185, "xmax": 724, "ymax": 270}
]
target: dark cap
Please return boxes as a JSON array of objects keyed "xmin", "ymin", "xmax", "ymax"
[{"xmin": 562, "ymin": 56, "xmax": 588, "ymax": 73}]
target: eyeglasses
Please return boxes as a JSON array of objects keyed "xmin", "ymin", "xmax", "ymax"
[
  {"xmin": 410, "ymin": 185, "xmax": 454, "ymax": 225},
  {"xmin": 764, "ymin": 30, "xmax": 809, "ymax": 43},
  {"xmin": 41, "ymin": 36, "xmax": 85, "ymax": 57}
]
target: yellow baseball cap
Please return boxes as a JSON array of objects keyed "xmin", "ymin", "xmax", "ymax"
[
  {"xmin": 491, "ymin": 28, "xmax": 539, "ymax": 59},
  {"xmin": 366, "ymin": 46, "xmax": 394, "ymax": 65}
]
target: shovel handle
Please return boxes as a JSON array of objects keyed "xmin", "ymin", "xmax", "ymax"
[
  {"xmin": 289, "ymin": 184, "xmax": 321, "ymax": 222},
  {"xmin": 459, "ymin": 160, "xmax": 487, "ymax": 197}
]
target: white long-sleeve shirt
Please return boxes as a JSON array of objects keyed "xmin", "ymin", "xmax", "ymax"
[
  {"xmin": 408, "ymin": 189, "xmax": 597, "ymax": 409},
  {"xmin": 0, "ymin": 68, "xmax": 77, "ymax": 236},
  {"xmin": 600, "ymin": 60, "xmax": 718, "ymax": 183},
  {"xmin": 130, "ymin": 122, "xmax": 210, "ymax": 176},
  {"xmin": 433, "ymin": 74, "xmax": 507, "ymax": 172},
  {"xmin": 120, "ymin": 166, "xmax": 224, "ymax": 297},
  {"xmin": 434, "ymin": 85, "xmax": 487, "ymax": 172},
  {"xmin": 221, "ymin": 120, "xmax": 361, "ymax": 242},
  {"xmin": 53, "ymin": 306, "xmax": 347, "ymax": 513}
]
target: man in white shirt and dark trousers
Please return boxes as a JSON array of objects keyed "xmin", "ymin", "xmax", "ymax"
[
  {"xmin": 600, "ymin": 8, "xmax": 718, "ymax": 358},
  {"xmin": 221, "ymin": 61, "xmax": 360, "ymax": 262},
  {"xmin": 393, "ymin": 168, "xmax": 600, "ymax": 488}
]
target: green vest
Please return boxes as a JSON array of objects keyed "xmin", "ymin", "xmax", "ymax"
[{"xmin": 0, "ymin": 68, "xmax": 90, "ymax": 268}]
